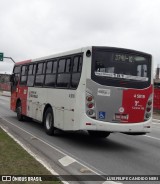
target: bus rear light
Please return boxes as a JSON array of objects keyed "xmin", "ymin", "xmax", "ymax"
[
  {"xmin": 145, "ymin": 113, "xmax": 151, "ymax": 119},
  {"xmin": 147, "ymin": 100, "xmax": 152, "ymax": 106},
  {"xmin": 87, "ymin": 103, "xmax": 94, "ymax": 109},
  {"xmin": 87, "ymin": 109, "xmax": 95, "ymax": 116},
  {"xmin": 146, "ymin": 107, "xmax": 151, "ymax": 112},
  {"xmin": 144, "ymin": 94, "xmax": 153, "ymax": 121},
  {"xmin": 86, "ymin": 92, "xmax": 96, "ymax": 118},
  {"xmin": 86, "ymin": 96, "xmax": 93, "ymax": 102}
]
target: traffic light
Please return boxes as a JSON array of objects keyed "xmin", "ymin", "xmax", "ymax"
[{"xmin": 0, "ymin": 53, "xmax": 4, "ymax": 61}]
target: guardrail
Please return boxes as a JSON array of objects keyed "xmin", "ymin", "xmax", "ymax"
[{"xmin": 1, "ymin": 91, "xmax": 11, "ymax": 97}]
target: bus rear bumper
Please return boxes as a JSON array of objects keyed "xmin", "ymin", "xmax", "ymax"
[{"xmin": 81, "ymin": 115, "xmax": 152, "ymax": 133}]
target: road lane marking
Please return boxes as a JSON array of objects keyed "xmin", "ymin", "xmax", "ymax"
[
  {"xmin": 143, "ymin": 135, "xmax": 160, "ymax": 141},
  {"xmin": 0, "ymin": 126, "xmax": 60, "ymax": 177},
  {"xmin": 0, "ymin": 117, "xmax": 68, "ymax": 155},
  {"xmin": 0, "ymin": 116, "xmax": 103, "ymax": 173},
  {"xmin": 0, "ymin": 116, "xmax": 119, "ymax": 183},
  {"xmin": 59, "ymin": 156, "xmax": 76, "ymax": 166},
  {"xmin": 0, "ymin": 124, "xmax": 70, "ymax": 184}
]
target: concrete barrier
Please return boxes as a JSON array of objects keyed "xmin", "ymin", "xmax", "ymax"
[{"xmin": 2, "ymin": 91, "xmax": 11, "ymax": 97}]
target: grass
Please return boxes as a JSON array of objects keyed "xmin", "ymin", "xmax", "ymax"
[{"xmin": 0, "ymin": 127, "xmax": 61, "ymax": 184}]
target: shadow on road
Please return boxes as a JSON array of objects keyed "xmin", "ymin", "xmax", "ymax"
[{"xmin": 7, "ymin": 116, "xmax": 136, "ymax": 152}]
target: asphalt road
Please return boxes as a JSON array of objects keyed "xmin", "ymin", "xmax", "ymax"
[{"xmin": 0, "ymin": 95, "xmax": 160, "ymax": 184}]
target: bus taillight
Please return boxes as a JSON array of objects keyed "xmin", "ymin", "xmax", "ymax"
[
  {"xmin": 86, "ymin": 95, "xmax": 93, "ymax": 101},
  {"xmin": 144, "ymin": 95, "xmax": 153, "ymax": 121},
  {"xmin": 147, "ymin": 100, "xmax": 152, "ymax": 106},
  {"xmin": 146, "ymin": 107, "xmax": 151, "ymax": 112},
  {"xmin": 86, "ymin": 93, "xmax": 96, "ymax": 118},
  {"xmin": 87, "ymin": 109, "xmax": 95, "ymax": 116},
  {"xmin": 87, "ymin": 103, "xmax": 94, "ymax": 109}
]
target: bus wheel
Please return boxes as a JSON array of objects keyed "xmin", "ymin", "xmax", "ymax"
[
  {"xmin": 16, "ymin": 101, "xmax": 24, "ymax": 121},
  {"xmin": 44, "ymin": 107, "xmax": 55, "ymax": 135},
  {"xmin": 88, "ymin": 131, "xmax": 110, "ymax": 138}
]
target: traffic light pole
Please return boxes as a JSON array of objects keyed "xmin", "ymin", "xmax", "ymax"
[{"xmin": 3, "ymin": 57, "xmax": 15, "ymax": 63}]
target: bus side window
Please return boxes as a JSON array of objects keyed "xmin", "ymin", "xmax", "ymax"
[
  {"xmin": 13, "ymin": 66, "xmax": 21, "ymax": 76},
  {"xmin": 27, "ymin": 64, "xmax": 36, "ymax": 87},
  {"xmin": 58, "ymin": 59, "xmax": 65, "ymax": 73},
  {"xmin": 11, "ymin": 66, "xmax": 21, "ymax": 91},
  {"xmin": 65, "ymin": 59, "xmax": 71, "ymax": 72},
  {"xmin": 46, "ymin": 61, "xmax": 52, "ymax": 74},
  {"xmin": 44, "ymin": 60, "xmax": 57, "ymax": 87},
  {"xmin": 71, "ymin": 56, "xmax": 83, "ymax": 89},
  {"xmin": 53, "ymin": 61, "xmax": 57, "ymax": 74},
  {"xmin": 20, "ymin": 65, "xmax": 28, "ymax": 85},
  {"xmin": 73, "ymin": 57, "xmax": 79, "ymax": 72},
  {"xmin": 57, "ymin": 58, "xmax": 71, "ymax": 88},
  {"xmin": 13, "ymin": 66, "xmax": 21, "ymax": 82},
  {"xmin": 35, "ymin": 62, "xmax": 45, "ymax": 86},
  {"xmin": 78, "ymin": 56, "xmax": 83, "ymax": 72}
]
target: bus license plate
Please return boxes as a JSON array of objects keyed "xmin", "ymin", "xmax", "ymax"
[{"xmin": 115, "ymin": 114, "xmax": 129, "ymax": 121}]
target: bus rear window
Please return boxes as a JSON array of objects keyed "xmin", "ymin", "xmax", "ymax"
[{"xmin": 92, "ymin": 49, "xmax": 151, "ymax": 89}]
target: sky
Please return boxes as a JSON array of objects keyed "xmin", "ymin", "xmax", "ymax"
[{"xmin": 0, "ymin": 0, "xmax": 160, "ymax": 74}]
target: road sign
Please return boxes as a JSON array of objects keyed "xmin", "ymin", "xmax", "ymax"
[{"xmin": 0, "ymin": 53, "xmax": 4, "ymax": 61}]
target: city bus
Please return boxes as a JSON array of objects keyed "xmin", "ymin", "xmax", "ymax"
[{"xmin": 10, "ymin": 46, "xmax": 153, "ymax": 138}]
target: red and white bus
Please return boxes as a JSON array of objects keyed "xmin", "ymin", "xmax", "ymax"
[{"xmin": 10, "ymin": 46, "xmax": 153, "ymax": 138}]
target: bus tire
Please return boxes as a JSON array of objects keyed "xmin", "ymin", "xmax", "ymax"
[
  {"xmin": 88, "ymin": 131, "xmax": 110, "ymax": 138},
  {"xmin": 16, "ymin": 101, "xmax": 24, "ymax": 121},
  {"xmin": 44, "ymin": 107, "xmax": 55, "ymax": 135}
]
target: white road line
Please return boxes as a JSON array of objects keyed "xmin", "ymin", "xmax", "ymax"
[
  {"xmin": 143, "ymin": 135, "xmax": 160, "ymax": 141},
  {"xmin": 0, "ymin": 116, "xmax": 122, "ymax": 184},
  {"xmin": 0, "ymin": 126, "xmax": 62, "ymax": 180},
  {"xmin": 0, "ymin": 116, "xmax": 104, "ymax": 174},
  {"xmin": 0, "ymin": 124, "xmax": 70, "ymax": 184},
  {"xmin": 59, "ymin": 156, "xmax": 76, "ymax": 167},
  {"xmin": 0, "ymin": 116, "xmax": 67, "ymax": 155}
]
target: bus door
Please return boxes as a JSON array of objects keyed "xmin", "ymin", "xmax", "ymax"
[{"xmin": 10, "ymin": 74, "xmax": 19, "ymax": 111}]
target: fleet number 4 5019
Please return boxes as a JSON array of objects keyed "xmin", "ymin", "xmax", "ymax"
[{"xmin": 134, "ymin": 94, "xmax": 145, "ymax": 99}]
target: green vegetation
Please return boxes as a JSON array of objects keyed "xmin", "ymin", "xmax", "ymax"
[{"xmin": 0, "ymin": 128, "xmax": 61, "ymax": 184}]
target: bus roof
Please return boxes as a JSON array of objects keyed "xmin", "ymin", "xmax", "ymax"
[
  {"xmin": 14, "ymin": 46, "xmax": 151, "ymax": 65},
  {"xmin": 15, "ymin": 47, "xmax": 91, "ymax": 65}
]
